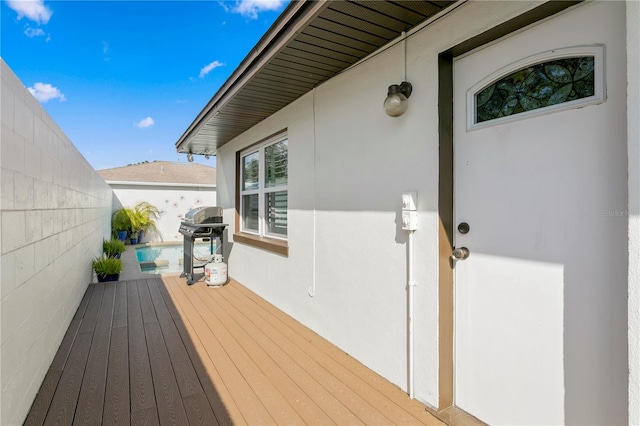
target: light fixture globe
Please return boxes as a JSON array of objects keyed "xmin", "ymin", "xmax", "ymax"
[
  {"xmin": 384, "ymin": 82, "xmax": 412, "ymax": 117},
  {"xmin": 187, "ymin": 153, "xmax": 194, "ymax": 162}
]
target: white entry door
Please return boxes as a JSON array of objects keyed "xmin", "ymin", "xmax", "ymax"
[{"xmin": 453, "ymin": 2, "xmax": 627, "ymax": 425}]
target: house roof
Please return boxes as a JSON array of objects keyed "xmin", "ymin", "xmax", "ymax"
[
  {"xmin": 97, "ymin": 161, "xmax": 216, "ymax": 186},
  {"xmin": 175, "ymin": 0, "xmax": 456, "ymax": 157}
]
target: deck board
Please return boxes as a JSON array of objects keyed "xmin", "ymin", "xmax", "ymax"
[
  {"xmin": 232, "ymin": 281, "xmax": 442, "ymax": 423},
  {"xmin": 24, "ymin": 286, "xmax": 94, "ymax": 426},
  {"xmin": 103, "ymin": 326, "xmax": 130, "ymax": 426},
  {"xmin": 192, "ymin": 280, "xmax": 340, "ymax": 424},
  {"xmin": 112, "ymin": 280, "xmax": 128, "ymax": 329},
  {"xmin": 226, "ymin": 284, "xmax": 425, "ymax": 424},
  {"xmin": 144, "ymin": 320, "xmax": 189, "ymax": 425},
  {"xmin": 25, "ymin": 277, "xmax": 445, "ymax": 426},
  {"xmin": 147, "ymin": 279, "xmax": 206, "ymax": 400},
  {"xmin": 157, "ymin": 276, "xmax": 237, "ymax": 425},
  {"xmin": 42, "ymin": 332, "xmax": 93, "ymax": 426},
  {"xmin": 186, "ymin": 282, "xmax": 305, "ymax": 425},
  {"xmin": 73, "ymin": 281, "xmax": 116, "ymax": 426},
  {"xmin": 44, "ymin": 284, "xmax": 105, "ymax": 426},
  {"xmin": 103, "ymin": 280, "xmax": 130, "ymax": 425},
  {"xmin": 221, "ymin": 282, "xmax": 390, "ymax": 424},
  {"xmin": 128, "ymin": 280, "xmax": 158, "ymax": 417},
  {"xmin": 165, "ymin": 276, "xmax": 275, "ymax": 425}
]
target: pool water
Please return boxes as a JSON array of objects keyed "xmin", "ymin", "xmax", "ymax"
[{"xmin": 136, "ymin": 243, "xmax": 215, "ymax": 274}]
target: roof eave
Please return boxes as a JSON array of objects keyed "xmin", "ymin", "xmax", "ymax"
[{"xmin": 175, "ymin": 0, "xmax": 330, "ymax": 156}]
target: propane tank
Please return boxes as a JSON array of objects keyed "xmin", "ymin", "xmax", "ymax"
[{"xmin": 204, "ymin": 254, "xmax": 227, "ymax": 287}]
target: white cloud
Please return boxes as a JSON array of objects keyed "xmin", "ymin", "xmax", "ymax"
[
  {"xmin": 199, "ymin": 60, "xmax": 224, "ymax": 78},
  {"xmin": 232, "ymin": 0, "xmax": 286, "ymax": 19},
  {"xmin": 102, "ymin": 41, "xmax": 109, "ymax": 54},
  {"xmin": 135, "ymin": 117, "xmax": 155, "ymax": 128},
  {"xmin": 7, "ymin": 0, "xmax": 52, "ymax": 24},
  {"xmin": 27, "ymin": 82, "xmax": 66, "ymax": 103},
  {"xmin": 24, "ymin": 26, "xmax": 45, "ymax": 38}
]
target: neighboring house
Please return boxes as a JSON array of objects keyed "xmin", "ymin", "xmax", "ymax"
[
  {"xmin": 97, "ymin": 161, "xmax": 216, "ymax": 242},
  {"xmin": 175, "ymin": 1, "xmax": 639, "ymax": 425}
]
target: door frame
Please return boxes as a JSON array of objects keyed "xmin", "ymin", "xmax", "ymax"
[{"xmin": 436, "ymin": 0, "xmax": 583, "ymax": 412}]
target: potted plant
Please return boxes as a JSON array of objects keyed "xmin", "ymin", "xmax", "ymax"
[
  {"xmin": 92, "ymin": 255, "xmax": 122, "ymax": 282},
  {"xmin": 129, "ymin": 229, "xmax": 141, "ymax": 245},
  {"xmin": 133, "ymin": 201, "xmax": 160, "ymax": 242},
  {"xmin": 103, "ymin": 238, "xmax": 126, "ymax": 259},
  {"xmin": 112, "ymin": 208, "xmax": 132, "ymax": 242}
]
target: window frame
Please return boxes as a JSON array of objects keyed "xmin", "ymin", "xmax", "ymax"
[
  {"xmin": 466, "ymin": 45, "xmax": 605, "ymax": 130},
  {"xmin": 235, "ymin": 131, "xmax": 289, "ymax": 256}
]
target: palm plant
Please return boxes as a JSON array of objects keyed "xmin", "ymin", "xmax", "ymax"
[
  {"xmin": 133, "ymin": 201, "xmax": 160, "ymax": 237},
  {"xmin": 111, "ymin": 202, "xmax": 160, "ymax": 243}
]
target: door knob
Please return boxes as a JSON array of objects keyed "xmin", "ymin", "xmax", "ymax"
[{"xmin": 452, "ymin": 247, "xmax": 470, "ymax": 260}]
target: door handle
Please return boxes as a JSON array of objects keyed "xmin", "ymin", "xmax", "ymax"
[{"xmin": 452, "ymin": 247, "xmax": 470, "ymax": 260}]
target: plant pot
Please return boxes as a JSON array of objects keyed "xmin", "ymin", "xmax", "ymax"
[
  {"xmin": 117, "ymin": 231, "xmax": 127, "ymax": 241},
  {"xmin": 107, "ymin": 253, "xmax": 122, "ymax": 259},
  {"xmin": 97, "ymin": 273, "xmax": 120, "ymax": 282},
  {"xmin": 130, "ymin": 237, "xmax": 138, "ymax": 245}
]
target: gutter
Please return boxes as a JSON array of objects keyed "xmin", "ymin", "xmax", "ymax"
[
  {"xmin": 174, "ymin": 0, "xmax": 330, "ymax": 155},
  {"xmin": 105, "ymin": 180, "xmax": 216, "ymax": 189}
]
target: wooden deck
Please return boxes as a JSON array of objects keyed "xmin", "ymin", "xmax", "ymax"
[{"xmin": 24, "ymin": 276, "xmax": 444, "ymax": 425}]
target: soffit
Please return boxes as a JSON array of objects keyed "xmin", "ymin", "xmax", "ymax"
[{"xmin": 176, "ymin": 0, "xmax": 456, "ymax": 156}]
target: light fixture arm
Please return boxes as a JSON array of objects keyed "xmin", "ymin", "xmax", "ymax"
[{"xmin": 398, "ymin": 81, "xmax": 412, "ymax": 98}]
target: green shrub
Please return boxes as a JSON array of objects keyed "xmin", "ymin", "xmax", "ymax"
[
  {"xmin": 103, "ymin": 238, "xmax": 126, "ymax": 257},
  {"xmin": 92, "ymin": 255, "xmax": 123, "ymax": 276},
  {"xmin": 111, "ymin": 207, "xmax": 133, "ymax": 233}
]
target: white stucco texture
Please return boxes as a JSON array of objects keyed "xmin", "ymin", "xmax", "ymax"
[
  {"xmin": 216, "ymin": 0, "xmax": 554, "ymax": 409},
  {"xmin": 110, "ymin": 184, "xmax": 216, "ymax": 242},
  {"xmin": 627, "ymin": 0, "xmax": 640, "ymax": 423}
]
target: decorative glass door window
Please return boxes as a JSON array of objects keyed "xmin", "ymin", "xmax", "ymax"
[
  {"xmin": 240, "ymin": 133, "xmax": 288, "ymax": 239},
  {"xmin": 468, "ymin": 46, "xmax": 604, "ymax": 129}
]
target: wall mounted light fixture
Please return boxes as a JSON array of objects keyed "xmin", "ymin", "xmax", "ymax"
[{"xmin": 384, "ymin": 81, "xmax": 413, "ymax": 117}]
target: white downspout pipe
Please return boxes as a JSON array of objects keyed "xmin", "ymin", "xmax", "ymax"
[
  {"xmin": 309, "ymin": 87, "xmax": 317, "ymax": 297},
  {"xmin": 408, "ymin": 229, "xmax": 416, "ymax": 399},
  {"xmin": 400, "ymin": 30, "xmax": 416, "ymax": 400},
  {"xmin": 402, "ymin": 31, "xmax": 407, "ymax": 81}
]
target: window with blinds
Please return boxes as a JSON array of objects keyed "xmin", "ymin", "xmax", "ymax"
[{"xmin": 240, "ymin": 133, "xmax": 288, "ymax": 239}]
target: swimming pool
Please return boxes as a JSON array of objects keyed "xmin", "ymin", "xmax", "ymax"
[{"xmin": 136, "ymin": 243, "xmax": 216, "ymax": 274}]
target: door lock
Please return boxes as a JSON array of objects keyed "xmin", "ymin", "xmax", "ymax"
[
  {"xmin": 452, "ymin": 247, "xmax": 470, "ymax": 260},
  {"xmin": 457, "ymin": 222, "xmax": 470, "ymax": 234}
]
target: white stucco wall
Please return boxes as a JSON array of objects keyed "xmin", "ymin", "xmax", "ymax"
[
  {"xmin": 216, "ymin": 1, "xmax": 552, "ymax": 409},
  {"xmin": 108, "ymin": 183, "xmax": 216, "ymax": 242},
  {"xmin": 627, "ymin": 0, "xmax": 640, "ymax": 423},
  {"xmin": 0, "ymin": 60, "xmax": 112, "ymax": 425}
]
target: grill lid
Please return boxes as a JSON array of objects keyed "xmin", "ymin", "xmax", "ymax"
[{"xmin": 184, "ymin": 206, "xmax": 223, "ymax": 224}]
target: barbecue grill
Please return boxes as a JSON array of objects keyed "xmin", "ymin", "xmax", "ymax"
[{"xmin": 178, "ymin": 206, "xmax": 228, "ymax": 285}]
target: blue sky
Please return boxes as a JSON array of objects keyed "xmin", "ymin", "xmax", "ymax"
[{"xmin": 1, "ymin": 0, "xmax": 288, "ymax": 170}]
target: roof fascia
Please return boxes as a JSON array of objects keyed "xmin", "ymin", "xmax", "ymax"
[{"xmin": 105, "ymin": 180, "xmax": 216, "ymax": 188}]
